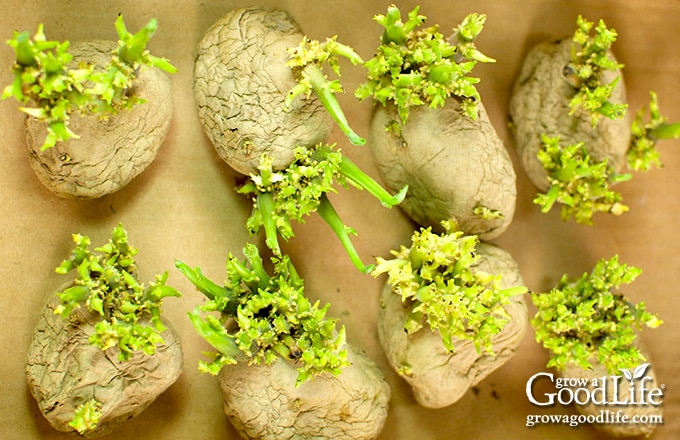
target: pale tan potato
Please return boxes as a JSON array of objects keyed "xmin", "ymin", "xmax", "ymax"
[
  {"xmin": 25, "ymin": 288, "xmax": 183, "ymax": 438},
  {"xmin": 377, "ymin": 242, "xmax": 527, "ymax": 409},
  {"xmin": 218, "ymin": 343, "xmax": 390, "ymax": 440},
  {"xmin": 368, "ymin": 100, "xmax": 516, "ymax": 240},
  {"xmin": 25, "ymin": 40, "xmax": 174, "ymax": 199},
  {"xmin": 509, "ymin": 38, "xmax": 630, "ymax": 191},
  {"xmin": 193, "ymin": 7, "xmax": 333, "ymax": 176},
  {"xmin": 561, "ymin": 343, "xmax": 663, "ymax": 438}
]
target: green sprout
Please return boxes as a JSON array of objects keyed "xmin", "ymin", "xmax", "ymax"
[
  {"xmin": 565, "ymin": 15, "xmax": 627, "ymax": 124},
  {"xmin": 287, "ymin": 36, "xmax": 366, "ymax": 145},
  {"xmin": 531, "ymin": 255, "xmax": 662, "ymax": 374},
  {"xmin": 176, "ymin": 243, "xmax": 350, "ymax": 386},
  {"xmin": 628, "ymin": 91, "xmax": 680, "ymax": 171},
  {"xmin": 69, "ymin": 398, "xmax": 102, "ymax": 435},
  {"xmin": 534, "ymin": 134, "xmax": 631, "ymax": 225},
  {"xmin": 372, "ymin": 219, "xmax": 527, "ymax": 355},
  {"xmin": 238, "ymin": 144, "xmax": 407, "ymax": 274},
  {"xmin": 54, "ymin": 223, "xmax": 181, "ymax": 362},
  {"xmin": 2, "ymin": 15, "xmax": 177, "ymax": 150},
  {"xmin": 355, "ymin": 5, "xmax": 495, "ymax": 124}
]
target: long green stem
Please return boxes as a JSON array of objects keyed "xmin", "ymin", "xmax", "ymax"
[
  {"xmin": 651, "ymin": 122, "xmax": 680, "ymax": 140},
  {"xmin": 305, "ymin": 65, "xmax": 366, "ymax": 146},
  {"xmin": 256, "ymin": 192, "xmax": 282, "ymax": 256},
  {"xmin": 175, "ymin": 261, "xmax": 231, "ymax": 301},
  {"xmin": 317, "ymin": 194, "xmax": 374, "ymax": 274},
  {"xmin": 338, "ymin": 154, "xmax": 408, "ymax": 207}
]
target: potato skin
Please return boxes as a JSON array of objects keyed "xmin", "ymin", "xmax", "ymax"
[
  {"xmin": 25, "ymin": 287, "xmax": 183, "ymax": 437},
  {"xmin": 218, "ymin": 343, "xmax": 390, "ymax": 440},
  {"xmin": 368, "ymin": 100, "xmax": 516, "ymax": 240},
  {"xmin": 25, "ymin": 40, "xmax": 173, "ymax": 199},
  {"xmin": 377, "ymin": 242, "xmax": 527, "ymax": 409},
  {"xmin": 193, "ymin": 7, "xmax": 333, "ymax": 176},
  {"xmin": 509, "ymin": 38, "xmax": 630, "ymax": 191}
]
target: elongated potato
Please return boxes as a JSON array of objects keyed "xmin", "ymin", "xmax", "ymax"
[
  {"xmin": 509, "ymin": 38, "xmax": 630, "ymax": 191},
  {"xmin": 193, "ymin": 7, "xmax": 333, "ymax": 176},
  {"xmin": 369, "ymin": 100, "xmax": 516, "ymax": 240}
]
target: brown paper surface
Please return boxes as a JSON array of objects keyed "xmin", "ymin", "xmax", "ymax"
[{"xmin": 1, "ymin": 1, "xmax": 678, "ymax": 439}]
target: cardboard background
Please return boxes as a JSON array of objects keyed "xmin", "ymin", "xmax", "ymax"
[{"xmin": 1, "ymin": 1, "xmax": 678, "ymax": 438}]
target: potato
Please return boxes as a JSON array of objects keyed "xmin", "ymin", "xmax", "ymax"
[
  {"xmin": 25, "ymin": 287, "xmax": 183, "ymax": 437},
  {"xmin": 509, "ymin": 38, "xmax": 630, "ymax": 191},
  {"xmin": 369, "ymin": 99, "xmax": 516, "ymax": 240},
  {"xmin": 377, "ymin": 242, "xmax": 527, "ymax": 409},
  {"xmin": 217, "ymin": 343, "xmax": 390, "ymax": 440},
  {"xmin": 193, "ymin": 7, "xmax": 333, "ymax": 176},
  {"xmin": 25, "ymin": 40, "xmax": 173, "ymax": 199}
]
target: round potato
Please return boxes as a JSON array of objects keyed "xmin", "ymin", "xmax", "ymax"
[
  {"xmin": 25, "ymin": 288, "xmax": 183, "ymax": 437},
  {"xmin": 377, "ymin": 242, "xmax": 527, "ymax": 409},
  {"xmin": 218, "ymin": 343, "xmax": 390, "ymax": 440},
  {"xmin": 25, "ymin": 40, "xmax": 173, "ymax": 199}
]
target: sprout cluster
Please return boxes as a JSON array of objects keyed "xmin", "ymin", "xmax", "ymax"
[
  {"xmin": 2, "ymin": 15, "xmax": 177, "ymax": 150},
  {"xmin": 238, "ymin": 144, "xmax": 406, "ymax": 273},
  {"xmin": 69, "ymin": 399, "xmax": 102, "ymax": 435},
  {"xmin": 176, "ymin": 244, "xmax": 349, "ymax": 385},
  {"xmin": 355, "ymin": 6, "xmax": 495, "ymax": 123},
  {"xmin": 54, "ymin": 223, "xmax": 181, "ymax": 362},
  {"xmin": 531, "ymin": 256, "xmax": 662, "ymax": 373},
  {"xmin": 628, "ymin": 91, "xmax": 680, "ymax": 171},
  {"xmin": 533, "ymin": 134, "xmax": 631, "ymax": 225},
  {"xmin": 566, "ymin": 15, "xmax": 627, "ymax": 123},
  {"xmin": 372, "ymin": 220, "xmax": 526, "ymax": 355}
]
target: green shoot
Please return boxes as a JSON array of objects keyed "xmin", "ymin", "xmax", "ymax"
[
  {"xmin": 628, "ymin": 91, "xmax": 680, "ymax": 171},
  {"xmin": 287, "ymin": 36, "xmax": 366, "ymax": 145},
  {"xmin": 176, "ymin": 244, "xmax": 350, "ymax": 386},
  {"xmin": 69, "ymin": 398, "xmax": 103, "ymax": 434},
  {"xmin": 238, "ymin": 144, "xmax": 406, "ymax": 273},
  {"xmin": 2, "ymin": 15, "xmax": 177, "ymax": 150},
  {"xmin": 355, "ymin": 5, "xmax": 495, "ymax": 124},
  {"xmin": 533, "ymin": 134, "xmax": 631, "ymax": 225},
  {"xmin": 531, "ymin": 255, "xmax": 662, "ymax": 374},
  {"xmin": 372, "ymin": 219, "xmax": 527, "ymax": 355},
  {"xmin": 54, "ymin": 223, "xmax": 181, "ymax": 362},
  {"xmin": 566, "ymin": 15, "xmax": 627, "ymax": 124}
]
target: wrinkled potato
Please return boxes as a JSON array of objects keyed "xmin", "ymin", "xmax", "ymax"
[
  {"xmin": 25, "ymin": 288, "xmax": 183, "ymax": 437},
  {"xmin": 218, "ymin": 343, "xmax": 390, "ymax": 440},
  {"xmin": 378, "ymin": 242, "xmax": 527, "ymax": 409},
  {"xmin": 509, "ymin": 38, "xmax": 630, "ymax": 191},
  {"xmin": 368, "ymin": 100, "xmax": 516, "ymax": 240},
  {"xmin": 193, "ymin": 7, "xmax": 333, "ymax": 176},
  {"xmin": 25, "ymin": 40, "xmax": 174, "ymax": 200},
  {"xmin": 561, "ymin": 343, "xmax": 663, "ymax": 438}
]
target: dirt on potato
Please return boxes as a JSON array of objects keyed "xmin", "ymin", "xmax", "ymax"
[
  {"xmin": 368, "ymin": 99, "xmax": 516, "ymax": 240},
  {"xmin": 25, "ymin": 288, "xmax": 183, "ymax": 438},
  {"xmin": 218, "ymin": 343, "xmax": 390, "ymax": 440},
  {"xmin": 377, "ymin": 242, "xmax": 527, "ymax": 409},
  {"xmin": 193, "ymin": 7, "xmax": 333, "ymax": 176},
  {"xmin": 509, "ymin": 38, "xmax": 630, "ymax": 191},
  {"xmin": 25, "ymin": 40, "xmax": 174, "ymax": 200}
]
